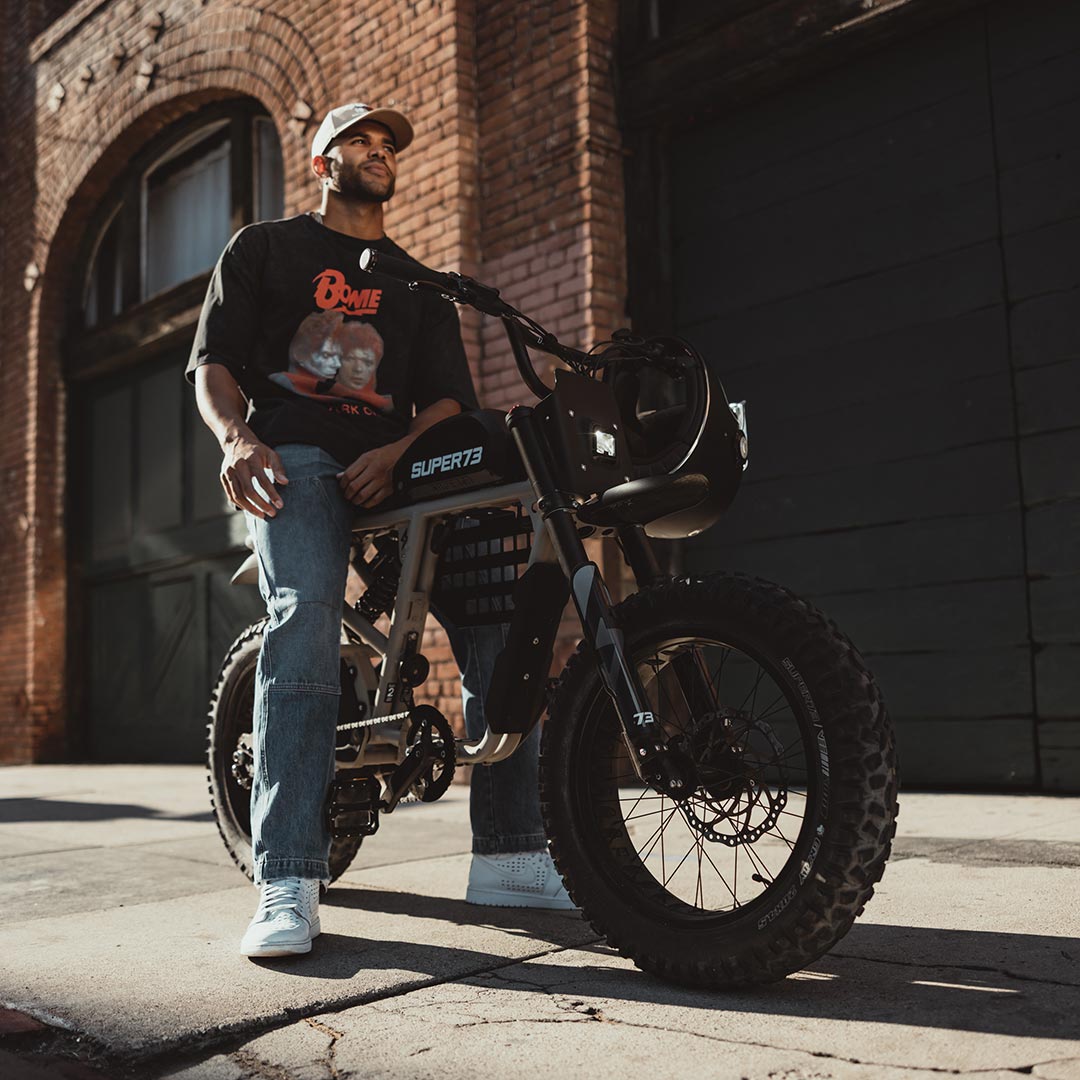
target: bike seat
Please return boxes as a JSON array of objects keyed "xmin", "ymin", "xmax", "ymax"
[{"xmin": 576, "ymin": 473, "xmax": 710, "ymax": 533}]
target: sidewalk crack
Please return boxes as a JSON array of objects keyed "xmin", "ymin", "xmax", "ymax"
[
  {"xmin": 231, "ymin": 1048, "xmax": 295, "ymax": 1080},
  {"xmin": 831, "ymin": 950, "xmax": 1080, "ymax": 989},
  {"xmin": 446, "ymin": 1011, "xmax": 1054, "ymax": 1076},
  {"xmin": 304, "ymin": 1016, "xmax": 344, "ymax": 1080}
]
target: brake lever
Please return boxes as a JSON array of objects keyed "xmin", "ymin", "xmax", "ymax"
[
  {"xmin": 454, "ymin": 276, "xmax": 513, "ymax": 318},
  {"xmin": 407, "ymin": 278, "xmax": 463, "ymax": 303},
  {"xmin": 411, "ymin": 274, "xmax": 512, "ymax": 319}
]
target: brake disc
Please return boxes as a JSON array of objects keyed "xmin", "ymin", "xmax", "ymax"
[{"xmin": 678, "ymin": 713, "xmax": 788, "ymax": 847}]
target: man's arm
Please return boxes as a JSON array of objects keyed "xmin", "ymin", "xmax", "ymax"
[
  {"xmin": 195, "ymin": 363, "xmax": 289, "ymax": 519},
  {"xmin": 337, "ymin": 396, "xmax": 461, "ymax": 508}
]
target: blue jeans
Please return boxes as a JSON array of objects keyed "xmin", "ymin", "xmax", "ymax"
[{"xmin": 245, "ymin": 444, "xmax": 546, "ymax": 883}]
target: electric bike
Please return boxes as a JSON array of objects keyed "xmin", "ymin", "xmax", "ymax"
[{"xmin": 207, "ymin": 248, "xmax": 899, "ymax": 988}]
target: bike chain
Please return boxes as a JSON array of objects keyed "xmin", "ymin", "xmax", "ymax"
[
  {"xmin": 335, "ymin": 707, "xmax": 455, "ymax": 806},
  {"xmin": 335, "ymin": 708, "xmax": 415, "ymax": 733}
]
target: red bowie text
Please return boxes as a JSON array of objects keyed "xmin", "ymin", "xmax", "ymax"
[{"xmin": 312, "ymin": 269, "xmax": 383, "ymax": 315}]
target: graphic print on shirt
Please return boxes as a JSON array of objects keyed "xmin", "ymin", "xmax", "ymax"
[
  {"xmin": 313, "ymin": 268, "xmax": 383, "ymax": 315},
  {"xmin": 270, "ymin": 309, "xmax": 394, "ymax": 413}
]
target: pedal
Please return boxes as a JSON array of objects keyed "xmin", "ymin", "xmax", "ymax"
[
  {"xmin": 327, "ymin": 770, "xmax": 380, "ymax": 838},
  {"xmin": 383, "ymin": 742, "xmax": 431, "ymax": 813}
]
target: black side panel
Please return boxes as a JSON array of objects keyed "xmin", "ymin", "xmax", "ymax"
[
  {"xmin": 484, "ymin": 562, "xmax": 570, "ymax": 734},
  {"xmin": 391, "ymin": 409, "xmax": 523, "ymax": 505}
]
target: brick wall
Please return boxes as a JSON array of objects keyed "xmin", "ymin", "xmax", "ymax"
[
  {"xmin": 425, "ymin": 0, "xmax": 628, "ymax": 719},
  {"xmin": 0, "ymin": 1, "xmax": 41, "ymax": 763},
  {"xmin": 0, "ymin": 0, "xmax": 624, "ymax": 760}
]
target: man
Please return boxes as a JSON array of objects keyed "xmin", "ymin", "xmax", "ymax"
[{"xmin": 187, "ymin": 102, "xmax": 574, "ymax": 959}]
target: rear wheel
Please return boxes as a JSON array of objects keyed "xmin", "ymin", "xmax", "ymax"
[
  {"xmin": 540, "ymin": 573, "xmax": 898, "ymax": 988},
  {"xmin": 206, "ymin": 620, "xmax": 363, "ymax": 884}
]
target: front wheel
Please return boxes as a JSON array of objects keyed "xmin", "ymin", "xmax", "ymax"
[
  {"xmin": 540, "ymin": 573, "xmax": 898, "ymax": 988},
  {"xmin": 206, "ymin": 619, "xmax": 364, "ymax": 884}
]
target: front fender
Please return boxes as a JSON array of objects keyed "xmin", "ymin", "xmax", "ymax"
[{"xmin": 230, "ymin": 552, "xmax": 259, "ymax": 586}]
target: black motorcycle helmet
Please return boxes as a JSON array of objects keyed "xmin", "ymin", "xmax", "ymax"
[{"xmin": 601, "ymin": 335, "xmax": 747, "ymax": 539}]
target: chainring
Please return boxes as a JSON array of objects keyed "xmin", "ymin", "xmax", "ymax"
[{"xmin": 405, "ymin": 705, "xmax": 457, "ymax": 802}]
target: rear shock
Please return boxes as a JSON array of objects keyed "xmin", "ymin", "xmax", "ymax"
[{"xmin": 353, "ymin": 534, "xmax": 402, "ymax": 623}]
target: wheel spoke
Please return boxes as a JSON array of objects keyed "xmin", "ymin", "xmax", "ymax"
[
  {"xmin": 736, "ymin": 664, "xmax": 767, "ymax": 715},
  {"xmin": 582, "ymin": 630, "xmax": 820, "ymax": 920},
  {"xmin": 695, "ymin": 836, "xmax": 739, "ymax": 904},
  {"xmin": 764, "ymin": 825, "xmax": 795, "ymax": 851},
  {"xmin": 741, "ymin": 836, "xmax": 776, "ymax": 884},
  {"xmin": 636, "ymin": 803, "xmax": 679, "ymax": 863},
  {"xmin": 694, "ymin": 840, "xmax": 704, "ymax": 909},
  {"xmin": 624, "ymin": 803, "xmax": 685, "ymax": 823},
  {"xmin": 733, "ymin": 836, "xmax": 739, "ymax": 902},
  {"xmin": 660, "ymin": 798, "xmax": 667, "ymax": 883},
  {"xmin": 708, "ymin": 644, "xmax": 732, "ymax": 706},
  {"xmin": 620, "ymin": 783, "xmax": 653, "ymax": 823},
  {"xmin": 754, "ymin": 691, "xmax": 791, "ymax": 722}
]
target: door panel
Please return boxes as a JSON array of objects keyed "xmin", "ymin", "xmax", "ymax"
[
  {"xmin": 144, "ymin": 574, "xmax": 202, "ymax": 761},
  {"xmin": 78, "ymin": 350, "xmax": 267, "ymax": 762},
  {"xmin": 189, "ymin": 390, "xmax": 231, "ymax": 522},
  {"xmin": 137, "ymin": 365, "xmax": 184, "ymax": 533},
  {"xmin": 673, "ymin": 9, "xmax": 1040, "ymax": 786},
  {"xmin": 207, "ymin": 559, "xmax": 268, "ymax": 682},
  {"xmin": 89, "ymin": 385, "xmax": 133, "ymax": 561},
  {"xmin": 87, "ymin": 577, "xmax": 144, "ymax": 760}
]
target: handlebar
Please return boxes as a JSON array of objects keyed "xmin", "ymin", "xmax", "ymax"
[
  {"xmin": 358, "ymin": 247, "xmax": 457, "ymax": 295},
  {"xmin": 358, "ymin": 246, "xmax": 509, "ymax": 318},
  {"xmin": 359, "ymin": 246, "xmax": 591, "ymax": 400}
]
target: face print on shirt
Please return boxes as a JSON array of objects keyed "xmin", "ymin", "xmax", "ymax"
[{"xmin": 270, "ymin": 309, "xmax": 394, "ymax": 412}]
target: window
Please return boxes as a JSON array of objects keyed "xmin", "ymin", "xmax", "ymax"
[
  {"xmin": 83, "ymin": 207, "xmax": 123, "ymax": 331},
  {"xmin": 144, "ymin": 123, "xmax": 232, "ymax": 299},
  {"xmin": 80, "ymin": 105, "xmax": 285, "ymax": 329},
  {"xmin": 255, "ymin": 117, "xmax": 286, "ymax": 224}
]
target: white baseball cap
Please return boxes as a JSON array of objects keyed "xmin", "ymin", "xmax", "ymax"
[{"xmin": 310, "ymin": 103, "xmax": 414, "ymax": 160}]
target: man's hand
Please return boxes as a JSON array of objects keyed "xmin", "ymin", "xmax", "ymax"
[
  {"xmin": 338, "ymin": 440, "xmax": 408, "ymax": 508},
  {"xmin": 221, "ymin": 433, "xmax": 289, "ymax": 518}
]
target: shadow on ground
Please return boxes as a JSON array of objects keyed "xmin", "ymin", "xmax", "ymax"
[
  {"xmin": 299, "ymin": 888, "xmax": 1080, "ymax": 1042},
  {"xmin": 0, "ymin": 798, "xmax": 212, "ymax": 824}
]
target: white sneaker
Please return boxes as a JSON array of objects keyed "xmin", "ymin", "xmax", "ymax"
[
  {"xmin": 240, "ymin": 877, "xmax": 321, "ymax": 958},
  {"xmin": 465, "ymin": 849, "xmax": 579, "ymax": 911}
]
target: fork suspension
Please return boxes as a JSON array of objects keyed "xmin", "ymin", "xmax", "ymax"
[{"xmin": 506, "ymin": 405, "xmax": 689, "ymax": 792}]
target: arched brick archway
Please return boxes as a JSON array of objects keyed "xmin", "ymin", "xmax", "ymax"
[
  {"xmin": 32, "ymin": 90, "xmax": 288, "ymax": 760},
  {"xmin": 30, "ymin": 96, "xmax": 297, "ymax": 759},
  {"xmin": 18, "ymin": 6, "xmax": 330, "ymax": 760}
]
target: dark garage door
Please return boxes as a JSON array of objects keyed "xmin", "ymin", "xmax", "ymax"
[
  {"xmin": 74, "ymin": 349, "xmax": 266, "ymax": 762},
  {"xmin": 676, "ymin": 1, "xmax": 1079, "ymax": 789}
]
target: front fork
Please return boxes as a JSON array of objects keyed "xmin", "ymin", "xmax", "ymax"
[{"xmin": 507, "ymin": 406, "xmax": 694, "ymax": 798}]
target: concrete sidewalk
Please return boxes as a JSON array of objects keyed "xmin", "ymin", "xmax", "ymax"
[{"xmin": 1, "ymin": 765, "xmax": 1078, "ymax": 1080}]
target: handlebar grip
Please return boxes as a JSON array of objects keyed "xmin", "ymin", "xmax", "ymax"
[{"xmin": 359, "ymin": 247, "xmax": 455, "ymax": 292}]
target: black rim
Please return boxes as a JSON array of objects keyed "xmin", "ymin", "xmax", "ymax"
[{"xmin": 571, "ymin": 632, "xmax": 824, "ymax": 927}]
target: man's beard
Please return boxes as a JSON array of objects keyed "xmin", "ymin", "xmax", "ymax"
[{"xmin": 334, "ymin": 161, "xmax": 395, "ymax": 203}]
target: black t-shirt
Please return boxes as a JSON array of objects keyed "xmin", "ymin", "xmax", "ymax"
[{"xmin": 186, "ymin": 213, "xmax": 478, "ymax": 466}]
